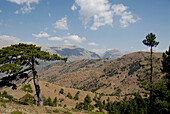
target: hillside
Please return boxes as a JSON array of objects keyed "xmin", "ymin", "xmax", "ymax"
[
  {"xmin": 0, "ymin": 81, "xmax": 119, "ymax": 113},
  {"xmin": 38, "ymin": 51, "xmax": 162, "ymax": 95}
]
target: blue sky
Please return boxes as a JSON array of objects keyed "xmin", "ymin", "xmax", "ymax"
[{"xmin": 0, "ymin": 0, "xmax": 170, "ymax": 54}]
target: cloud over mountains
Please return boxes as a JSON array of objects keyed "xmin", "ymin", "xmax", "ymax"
[{"xmin": 72, "ymin": 0, "xmax": 140, "ymax": 30}]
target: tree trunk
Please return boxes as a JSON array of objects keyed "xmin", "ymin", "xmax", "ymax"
[
  {"xmin": 150, "ymin": 46, "xmax": 153, "ymax": 113},
  {"xmin": 32, "ymin": 55, "xmax": 43, "ymax": 106}
]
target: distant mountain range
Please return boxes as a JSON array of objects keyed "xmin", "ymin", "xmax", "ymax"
[{"xmin": 40, "ymin": 45, "xmax": 128, "ymax": 61}]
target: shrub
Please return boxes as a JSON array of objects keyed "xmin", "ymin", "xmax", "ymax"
[
  {"xmin": 53, "ymin": 109, "xmax": 60, "ymax": 113},
  {"xmin": 44, "ymin": 97, "xmax": 53, "ymax": 106},
  {"xmin": 58, "ymin": 104, "xmax": 62, "ymax": 107},
  {"xmin": 19, "ymin": 94, "xmax": 36, "ymax": 105},
  {"xmin": 59, "ymin": 98, "xmax": 64, "ymax": 103},
  {"xmin": 53, "ymin": 97, "xmax": 58, "ymax": 106},
  {"xmin": 74, "ymin": 91, "xmax": 80, "ymax": 100},
  {"xmin": 1, "ymin": 91, "xmax": 13, "ymax": 100},
  {"xmin": 66, "ymin": 92, "xmax": 72, "ymax": 99},
  {"xmin": 75, "ymin": 95, "xmax": 94, "ymax": 111},
  {"xmin": 1, "ymin": 103, "xmax": 6, "ymax": 108},
  {"xmin": 59, "ymin": 88, "xmax": 64, "ymax": 94},
  {"xmin": 72, "ymin": 108, "xmax": 81, "ymax": 112},
  {"xmin": 64, "ymin": 104, "xmax": 67, "ymax": 108},
  {"xmin": 11, "ymin": 110, "xmax": 22, "ymax": 114},
  {"xmin": 21, "ymin": 84, "xmax": 33, "ymax": 93}
]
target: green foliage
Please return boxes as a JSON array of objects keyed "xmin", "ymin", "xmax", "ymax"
[
  {"xmin": 75, "ymin": 95, "xmax": 94, "ymax": 111},
  {"xmin": 0, "ymin": 91, "xmax": 14, "ymax": 103},
  {"xmin": 73, "ymin": 91, "xmax": 80, "ymax": 100},
  {"xmin": 94, "ymin": 100, "xmax": 103, "ymax": 112},
  {"xmin": 0, "ymin": 43, "xmax": 67, "ymax": 88},
  {"xmin": 1, "ymin": 91, "xmax": 13, "ymax": 100},
  {"xmin": 72, "ymin": 108, "xmax": 81, "ymax": 112},
  {"xmin": 21, "ymin": 84, "xmax": 33, "ymax": 93},
  {"xmin": 64, "ymin": 104, "xmax": 67, "ymax": 108},
  {"xmin": 11, "ymin": 110, "xmax": 22, "ymax": 114},
  {"xmin": 58, "ymin": 104, "xmax": 62, "ymax": 107},
  {"xmin": 61, "ymin": 110, "xmax": 72, "ymax": 114},
  {"xmin": 53, "ymin": 109, "xmax": 60, "ymax": 113},
  {"xmin": 1, "ymin": 103, "xmax": 6, "ymax": 108},
  {"xmin": 53, "ymin": 97, "xmax": 58, "ymax": 107},
  {"xmin": 84, "ymin": 94, "xmax": 92, "ymax": 104},
  {"xmin": 66, "ymin": 92, "xmax": 72, "ymax": 99},
  {"xmin": 128, "ymin": 61, "xmax": 141, "ymax": 75},
  {"xmin": 104, "ymin": 93, "xmax": 148, "ymax": 114},
  {"xmin": 162, "ymin": 46, "xmax": 170, "ymax": 80},
  {"xmin": 143, "ymin": 33, "xmax": 159, "ymax": 47},
  {"xmin": 59, "ymin": 88, "xmax": 64, "ymax": 94},
  {"xmin": 59, "ymin": 98, "xmax": 64, "ymax": 103},
  {"xmin": 19, "ymin": 93, "xmax": 36, "ymax": 105},
  {"xmin": 44, "ymin": 97, "xmax": 53, "ymax": 106}
]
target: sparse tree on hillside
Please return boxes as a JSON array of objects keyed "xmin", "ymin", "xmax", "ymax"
[{"xmin": 0, "ymin": 43, "xmax": 67, "ymax": 106}]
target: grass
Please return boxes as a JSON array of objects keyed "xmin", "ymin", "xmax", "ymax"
[
  {"xmin": 71, "ymin": 108, "xmax": 81, "ymax": 112},
  {"xmin": 61, "ymin": 110, "xmax": 72, "ymax": 114}
]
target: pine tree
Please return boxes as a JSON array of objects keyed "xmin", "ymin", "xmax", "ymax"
[
  {"xmin": 0, "ymin": 43, "xmax": 67, "ymax": 106},
  {"xmin": 53, "ymin": 97, "xmax": 58, "ymax": 107},
  {"xmin": 84, "ymin": 94, "xmax": 92, "ymax": 111},
  {"xmin": 138, "ymin": 33, "xmax": 159, "ymax": 113},
  {"xmin": 66, "ymin": 92, "xmax": 72, "ymax": 99}
]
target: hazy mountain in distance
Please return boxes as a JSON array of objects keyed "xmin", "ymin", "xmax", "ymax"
[
  {"xmin": 102, "ymin": 49, "xmax": 129, "ymax": 59},
  {"xmin": 36, "ymin": 45, "xmax": 101, "ymax": 68}
]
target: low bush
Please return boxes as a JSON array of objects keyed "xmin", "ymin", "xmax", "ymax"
[
  {"xmin": 21, "ymin": 84, "xmax": 33, "ymax": 93},
  {"xmin": 11, "ymin": 110, "xmax": 22, "ymax": 114},
  {"xmin": 19, "ymin": 93, "xmax": 36, "ymax": 105}
]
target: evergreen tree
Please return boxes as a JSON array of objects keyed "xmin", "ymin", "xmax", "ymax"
[
  {"xmin": 0, "ymin": 43, "xmax": 67, "ymax": 106},
  {"xmin": 84, "ymin": 94, "xmax": 92, "ymax": 104},
  {"xmin": 151, "ymin": 46, "xmax": 170, "ymax": 113},
  {"xmin": 59, "ymin": 88, "xmax": 64, "ymax": 94},
  {"xmin": 66, "ymin": 92, "xmax": 72, "ymax": 99},
  {"xmin": 73, "ymin": 91, "xmax": 80, "ymax": 100},
  {"xmin": 139, "ymin": 33, "xmax": 159, "ymax": 112},
  {"xmin": 46, "ymin": 97, "xmax": 53, "ymax": 106},
  {"xmin": 53, "ymin": 97, "xmax": 58, "ymax": 107}
]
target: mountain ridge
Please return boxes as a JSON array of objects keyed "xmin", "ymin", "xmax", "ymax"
[{"xmin": 38, "ymin": 51, "xmax": 162, "ymax": 95}]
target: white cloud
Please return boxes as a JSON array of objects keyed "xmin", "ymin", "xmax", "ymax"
[
  {"xmin": 15, "ymin": 10, "xmax": 19, "ymax": 14},
  {"xmin": 54, "ymin": 16, "xmax": 68, "ymax": 30},
  {"xmin": 112, "ymin": 4, "xmax": 140, "ymax": 28},
  {"xmin": 8, "ymin": 0, "xmax": 39, "ymax": 5},
  {"xmin": 0, "ymin": 10, "xmax": 2, "ymax": 13},
  {"xmin": 92, "ymin": 49, "xmax": 107, "ymax": 54},
  {"xmin": 0, "ymin": 35, "xmax": 20, "ymax": 48},
  {"xmin": 20, "ymin": 4, "xmax": 34, "ymax": 14},
  {"xmin": 0, "ymin": 35, "xmax": 20, "ymax": 42},
  {"xmin": 63, "ymin": 35, "xmax": 86, "ymax": 45},
  {"xmin": 48, "ymin": 37, "xmax": 63, "ymax": 41},
  {"xmin": 8, "ymin": 0, "xmax": 39, "ymax": 14},
  {"xmin": 71, "ymin": 4, "xmax": 77, "ymax": 11},
  {"xmin": 88, "ymin": 42, "xmax": 98, "ymax": 46},
  {"xmin": 74, "ymin": 0, "xmax": 113, "ymax": 30},
  {"xmin": 32, "ymin": 31, "xmax": 50, "ymax": 39},
  {"xmin": 73, "ymin": 0, "xmax": 140, "ymax": 30},
  {"xmin": 148, "ymin": 47, "xmax": 166, "ymax": 52}
]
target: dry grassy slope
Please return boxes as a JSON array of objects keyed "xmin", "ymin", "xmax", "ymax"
[
  {"xmin": 38, "ymin": 51, "xmax": 162, "ymax": 95},
  {"xmin": 0, "ymin": 81, "xmax": 119, "ymax": 113}
]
